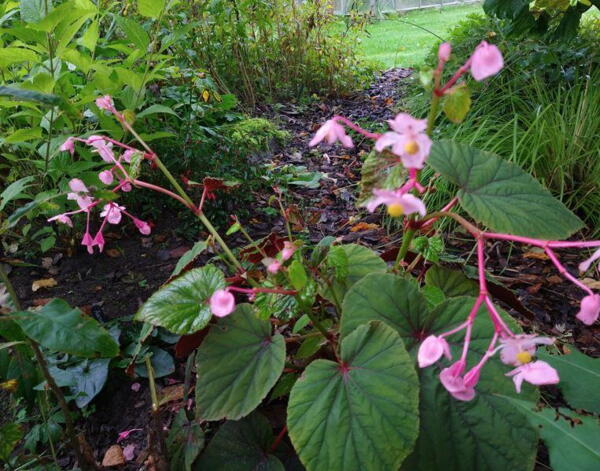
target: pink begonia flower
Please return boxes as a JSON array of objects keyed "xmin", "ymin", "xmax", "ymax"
[
  {"xmin": 438, "ymin": 42, "xmax": 452, "ymax": 62},
  {"xmin": 267, "ymin": 260, "xmax": 282, "ymax": 274},
  {"xmin": 439, "ymin": 360, "xmax": 475, "ymax": 401},
  {"xmin": 131, "ymin": 382, "xmax": 141, "ymax": 392},
  {"xmin": 121, "ymin": 182, "xmax": 132, "ymax": 192},
  {"xmin": 281, "ymin": 242, "xmax": 296, "ymax": 261},
  {"xmin": 82, "ymin": 232, "xmax": 94, "ymax": 254},
  {"xmin": 98, "ymin": 170, "xmax": 114, "ymax": 185},
  {"xmin": 309, "ymin": 119, "xmax": 353, "ymax": 148},
  {"xmin": 89, "ymin": 139, "xmax": 115, "ymax": 163},
  {"xmin": 365, "ymin": 189, "xmax": 426, "ymax": 218},
  {"xmin": 48, "ymin": 214, "xmax": 73, "ymax": 227},
  {"xmin": 576, "ymin": 294, "xmax": 600, "ymax": 325},
  {"xmin": 499, "ymin": 334, "xmax": 554, "ymax": 366},
  {"xmin": 92, "ymin": 231, "xmax": 105, "ymax": 252},
  {"xmin": 375, "ymin": 113, "xmax": 432, "ymax": 169},
  {"xmin": 133, "ymin": 218, "xmax": 151, "ymax": 235},
  {"xmin": 60, "ymin": 137, "xmax": 76, "ymax": 155},
  {"xmin": 96, "ymin": 95, "xmax": 115, "ymax": 112},
  {"xmin": 117, "ymin": 428, "xmax": 142, "ymax": 443},
  {"xmin": 579, "ymin": 248, "xmax": 600, "ymax": 273},
  {"xmin": 506, "ymin": 361, "xmax": 559, "ymax": 393},
  {"xmin": 210, "ymin": 289, "xmax": 235, "ymax": 317},
  {"xmin": 123, "ymin": 444, "xmax": 136, "ymax": 461},
  {"xmin": 100, "ymin": 203, "xmax": 125, "ymax": 224},
  {"xmin": 470, "ymin": 41, "xmax": 504, "ymax": 81},
  {"xmin": 67, "ymin": 179, "xmax": 94, "ymax": 210},
  {"xmin": 123, "ymin": 149, "xmax": 136, "ymax": 163},
  {"xmin": 417, "ymin": 335, "xmax": 451, "ymax": 367}
]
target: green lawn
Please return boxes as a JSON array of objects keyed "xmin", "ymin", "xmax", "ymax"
[{"xmin": 353, "ymin": 4, "xmax": 483, "ymax": 69}]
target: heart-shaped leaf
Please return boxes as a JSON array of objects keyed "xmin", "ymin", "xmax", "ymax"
[
  {"xmin": 340, "ymin": 273, "xmax": 427, "ymax": 339},
  {"xmin": 428, "ymin": 140, "xmax": 584, "ymax": 239},
  {"xmin": 287, "ymin": 321, "xmax": 419, "ymax": 471},
  {"xmin": 501, "ymin": 398, "xmax": 600, "ymax": 471},
  {"xmin": 320, "ymin": 244, "xmax": 386, "ymax": 305},
  {"xmin": 13, "ymin": 299, "xmax": 119, "ymax": 358},
  {"xmin": 135, "ymin": 265, "xmax": 226, "ymax": 335},
  {"xmin": 425, "ymin": 265, "xmax": 478, "ymax": 298},
  {"xmin": 195, "ymin": 412, "xmax": 284, "ymax": 471},
  {"xmin": 341, "ymin": 274, "xmax": 538, "ymax": 471},
  {"xmin": 195, "ymin": 304, "xmax": 285, "ymax": 421},
  {"xmin": 50, "ymin": 359, "xmax": 110, "ymax": 408}
]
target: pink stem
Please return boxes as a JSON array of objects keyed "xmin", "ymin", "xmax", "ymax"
[
  {"xmin": 484, "ymin": 296, "xmax": 513, "ymax": 337},
  {"xmin": 459, "ymin": 294, "xmax": 485, "ymax": 362},
  {"xmin": 132, "ymin": 179, "xmax": 196, "ymax": 213},
  {"xmin": 333, "ymin": 116, "xmax": 381, "ymax": 140},
  {"xmin": 436, "ymin": 58, "xmax": 472, "ymax": 96},
  {"xmin": 545, "ymin": 248, "xmax": 593, "ymax": 295},
  {"xmin": 440, "ymin": 319, "xmax": 470, "ymax": 339},
  {"xmin": 228, "ymin": 286, "xmax": 298, "ymax": 296},
  {"xmin": 548, "ymin": 240, "xmax": 600, "ymax": 249},
  {"xmin": 477, "ymin": 238, "xmax": 487, "ymax": 293},
  {"xmin": 420, "ymin": 197, "xmax": 459, "ymax": 228},
  {"xmin": 198, "ymin": 186, "xmax": 208, "ymax": 213}
]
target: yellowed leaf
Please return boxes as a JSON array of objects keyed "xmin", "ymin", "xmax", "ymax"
[
  {"xmin": 31, "ymin": 278, "xmax": 57, "ymax": 292},
  {"xmin": 581, "ymin": 277, "xmax": 600, "ymax": 290},
  {"xmin": 158, "ymin": 383, "xmax": 184, "ymax": 406}
]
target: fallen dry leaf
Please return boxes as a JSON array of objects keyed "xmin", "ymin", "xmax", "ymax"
[
  {"xmin": 158, "ymin": 384, "xmax": 184, "ymax": 406},
  {"xmin": 523, "ymin": 250, "xmax": 549, "ymax": 261},
  {"xmin": 350, "ymin": 222, "xmax": 380, "ymax": 233},
  {"xmin": 105, "ymin": 249, "xmax": 121, "ymax": 258},
  {"xmin": 582, "ymin": 277, "xmax": 600, "ymax": 290},
  {"xmin": 31, "ymin": 278, "xmax": 57, "ymax": 292},
  {"xmin": 102, "ymin": 445, "xmax": 125, "ymax": 467},
  {"xmin": 546, "ymin": 275, "xmax": 563, "ymax": 285}
]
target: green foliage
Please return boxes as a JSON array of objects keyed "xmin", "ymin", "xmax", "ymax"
[
  {"xmin": 428, "ymin": 140, "xmax": 584, "ymax": 239},
  {"xmin": 538, "ymin": 347, "xmax": 600, "ymax": 414},
  {"xmin": 167, "ymin": 410, "xmax": 205, "ymax": 471},
  {"xmin": 188, "ymin": 0, "xmax": 371, "ymax": 106},
  {"xmin": 0, "ymin": 422, "xmax": 23, "ymax": 462},
  {"xmin": 13, "ymin": 299, "xmax": 119, "ymax": 358},
  {"xmin": 424, "ymin": 265, "xmax": 478, "ymax": 298},
  {"xmin": 48, "ymin": 358, "xmax": 110, "ymax": 408},
  {"xmin": 502, "ymin": 398, "xmax": 600, "ymax": 471},
  {"xmin": 195, "ymin": 304, "xmax": 285, "ymax": 421},
  {"xmin": 287, "ymin": 322, "xmax": 419, "ymax": 471},
  {"xmin": 135, "ymin": 266, "xmax": 226, "ymax": 335},
  {"xmin": 195, "ymin": 412, "xmax": 284, "ymax": 470}
]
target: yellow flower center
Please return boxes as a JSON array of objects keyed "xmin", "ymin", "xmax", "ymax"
[
  {"xmin": 516, "ymin": 351, "xmax": 532, "ymax": 364},
  {"xmin": 387, "ymin": 203, "xmax": 404, "ymax": 218},
  {"xmin": 404, "ymin": 140, "xmax": 419, "ymax": 155}
]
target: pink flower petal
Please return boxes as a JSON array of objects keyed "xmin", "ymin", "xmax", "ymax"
[
  {"xmin": 576, "ymin": 294, "xmax": 600, "ymax": 325},
  {"xmin": 470, "ymin": 41, "xmax": 504, "ymax": 81},
  {"xmin": 99, "ymin": 170, "xmax": 114, "ymax": 185},
  {"xmin": 417, "ymin": 335, "xmax": 451, "ymax": 368}
]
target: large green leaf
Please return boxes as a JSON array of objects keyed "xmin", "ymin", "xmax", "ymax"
[
  {"xmin": 135, "ymin": 265, "xmax": 226, "ymax": 335},
  {"xmin": 428, "ymin": 140, "xmax": 584, "ymax": 239},
  {"xmin": 0, "ymin": 86, "xmax": 61, "ymax": 105},
  {"xmin": 502, "ymin": 398, "xmax": 600, "ymax": 471},
  {"xmin": 20, "ymin": 0, "xmax": 52, "ymax": 23},
  {"xmin": 320, "ymin": 244, "xmax": 386, "ymax": 305},
  {"xmin": 13, "ymin": 299, "xmax": 119, "ymax": 358},
  {"xmin": 167, "ymin": 410, "xmax": 205, "ymax": 471},
  {"xmin": 538, "ymin": 347, "xmax": 600, "ymax": 414},
  {"xmin": 402, "ymin": 298, "xmax": 538, "ymax": 471},
  {"xmin": 195, "ymin": 304, "xmax": 285, "ymax": 421},
  {"xmin": 340, "ymin": 277, "xmax": 538, "ymax": 470},
  {"xmin": 340, "ymin": 273, "xmax": 428, "ymax": 338},
  {"xmin": 195, "ymin": 412, "xmax": 284, "ymax": 471},
  {"xmin": 138, "ymin": 0, "xmax": 166, "ymax": 18},
  {"xmin": 287, "ymin": 322, "xmax": 419, "ymax": 471},
  {"xmin": 424, "ymin": 265, "xmax": 478, "ymax": 298},
  {"xmin": 49, "ymin": 359, "xmax": 110, "ymax": 408},
  {"xmin": 0, "ymin": 423, "xmax": 22, "ymax": 462},
  {"xmin": 113, "ymin": 15, "xmax": 149, "ymax": 50}
]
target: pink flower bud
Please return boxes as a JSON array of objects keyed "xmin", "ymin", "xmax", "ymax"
[
  {"xmin": 281, "ymin": 241, "xmax": 296, "ymax": 261},
  {"xmin": 96, "ymin": 95, "xmax": 115, "ymax": 112},
  {"xmin": 133, "ymin": 218, "xmax": 151, "ymax": 235},
  {"xmin": 82, "ymin": 232, "xmax": 94, "ymax": 254},
  {"xmin": 121, "ymin": 182, "xmax": 132, "ymax": 192},
  {"xmin": 123, "ymin": 149, "xmax": 136, "ymax": 163},
  {"xmin": 576, "ymin": 294, "xmax": 600, "ymax": 325},
  {"xmin": 60, "ymin": 137, "xmax": 76, "ymax": 155},
  {"xmin": 309, "ymin": 119, "xmax": 353, "ymax": 148},
  {"xmin": 438, "ymin": 42, "xmax": 451, "ymax": 62},
  {"xmin": 69, "ymin": 178, "xmax": 88, "ymax": 193},
  {"xmin": 99, "ymin": 170, "xmax": 114, "ymax": 185},
  {"xmin": 48, "ymin": 214, "xmax": 73, "ymax": 227},
  {"xmin": 210, "ymin": 289, "xmax": 235, "ymax": 317},
  {"xmin": 470, "ymin": 41, "xmax": 503, "ymax": 81},
  {"xmin": 93, "ymin": 232, "xmax": 105, "ymax": 252},
  {"xmin": 579, "ymin": 248, "xmax": 600, "ymax": 273},
  {"xmin": 417, "ymin": 335, "xmax": 451, "ymax": 368},
  {"xmin": 267, "ymin": 260, "xmax": 282, "ymax": 274}
]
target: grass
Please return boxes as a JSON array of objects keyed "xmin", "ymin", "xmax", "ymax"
[{"xmin": 352, "ymin": 3, "xmax": 483, "ymax": 68}]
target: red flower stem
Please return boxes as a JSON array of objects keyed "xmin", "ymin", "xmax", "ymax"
[
  {"xmin": 484, "ymin": 296, "xmax": 513, "ymax": 337},
  {"xmin": 545, "ymin": 248, "xmax": 593, "ymax": 295},
  {"xmin": 228, "ymin": 286, "xmax": 298, "ymax": 296},
  {"xmin": 436, "ymin": 58, "xmax": 472, "ymax": 96},
  {"xmin": 419, "ymin": 197, "xmax": 459, "ymax": 229},
  {"xmin": 198, "ymin": 186, "xmax": 208, "ymax": 213},
  {"xmin": 133, "ymin": 179, "xmax": 197, "ymax": 212},
  {"xmin": 333, "ymin": 116, "xmax": 381, "ymax": 140},
  {"xmin": 270, "ymin": 426, "xmax": 288, "ymax": 452},
  {"xmin": 459, "ymin": 294, "xmax": 485, "ymax": 362}
]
